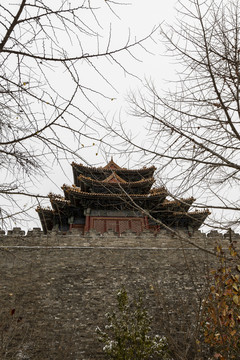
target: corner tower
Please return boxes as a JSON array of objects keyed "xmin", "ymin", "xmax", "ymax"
[{"xmin": 37, "ymin": 159, "xmax": 209, "ymax": 234}]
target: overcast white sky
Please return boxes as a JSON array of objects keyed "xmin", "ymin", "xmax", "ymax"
[{"xmin": 38, "ymin": 2, "xmax": 177, "ymax": 184}]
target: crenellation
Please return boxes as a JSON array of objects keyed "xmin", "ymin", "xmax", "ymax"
[
  {"xmin": 120, "ymin": 229, "xmax": 138, "ymax": 237},
  {"xmin": 207, "ymin": 230, "xmax": 224, "ymax": 238},
  {"xmin": 0, "ymin": 227, "xmax": 237, "ymax": 250},
  {"xmin": 230, "ymin": 232, "xmax": 240, "ymax": 241},
  {"xmin": 100, "ymin": 229, "xmax": 119, "ymax": 238},
  {"xmin": 69, "ymin": 228, "xmax": 83, "ymax": 236},
  {"xmin": 26, "ymin": 227, "xmax": 43, "ymax": 236},
  {"xmin": 7, "ymin": 227, "xmax": 25, "ymax": 236}
]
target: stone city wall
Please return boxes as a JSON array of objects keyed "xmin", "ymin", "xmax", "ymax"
[{"xmin": 0, "ymin": 228, "xmax": 238, "ymax": 359}]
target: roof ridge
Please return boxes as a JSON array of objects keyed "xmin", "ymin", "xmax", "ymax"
[
  {"xmin": 71, "ymin": 161, "xmax": 156, "ymax": 172},
  {"xmin": 103, "ymin": 158, "xmax": 123, "ymax": 170},
  {"xmin": 102, "ymin": 172, "xmax": 126, "ymax": 183}
]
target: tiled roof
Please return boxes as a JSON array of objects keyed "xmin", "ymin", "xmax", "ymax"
[
  {"xmin": 36, "ymin": 206, "xmax": 53, "ymax": 213},
  {"xmin": 72, "ymin": 162, "xmax": 156, "ymax": 173},
  {"xmin": 62, "ymin": 184, "xmax": 166, "ymax": 198},
  {"xmin": 162, "ymin": 197, "xmax": 195, "ymax": 206},
  {"xmin": 77, "ymin": 174, "xmax": 155, "ymax": 186},
  {"xmin": 49, "ymin": 193, "xmax": 71, "ymax": 204}
]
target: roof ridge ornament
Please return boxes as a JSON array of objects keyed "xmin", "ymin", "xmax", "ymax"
[{"xmin": 103, "ymin": 158, "xmax": 122, "ymax": 170}]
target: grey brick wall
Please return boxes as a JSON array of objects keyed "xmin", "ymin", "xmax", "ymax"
[{"xmin": 0, "ymin": 228, "xmax": 238, "ymax": 359}]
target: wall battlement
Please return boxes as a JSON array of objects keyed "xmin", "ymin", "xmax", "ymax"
[{"xmin": 1, "ymin": 227, "xmax": 238, "ymax": 247}]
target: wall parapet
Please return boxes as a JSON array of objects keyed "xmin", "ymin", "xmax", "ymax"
[{"xmin": 0, "ymin": 227, "xmax": 238, "ymax": 250}]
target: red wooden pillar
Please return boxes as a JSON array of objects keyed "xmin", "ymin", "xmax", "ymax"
[
  {"xmin": 84, "ymin": 208, "xmax": 91, "ymax": 232},
  {"xmin": 84, "ymin": 215, "xmax": 90, "ymax": 232},
  {"xmin": 116, "ymin": 219, "xmax": 120, "ymax": 234},
  {"xmin": 144, "ymin": 216, "xmax": 149, "ymax": 229}
]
